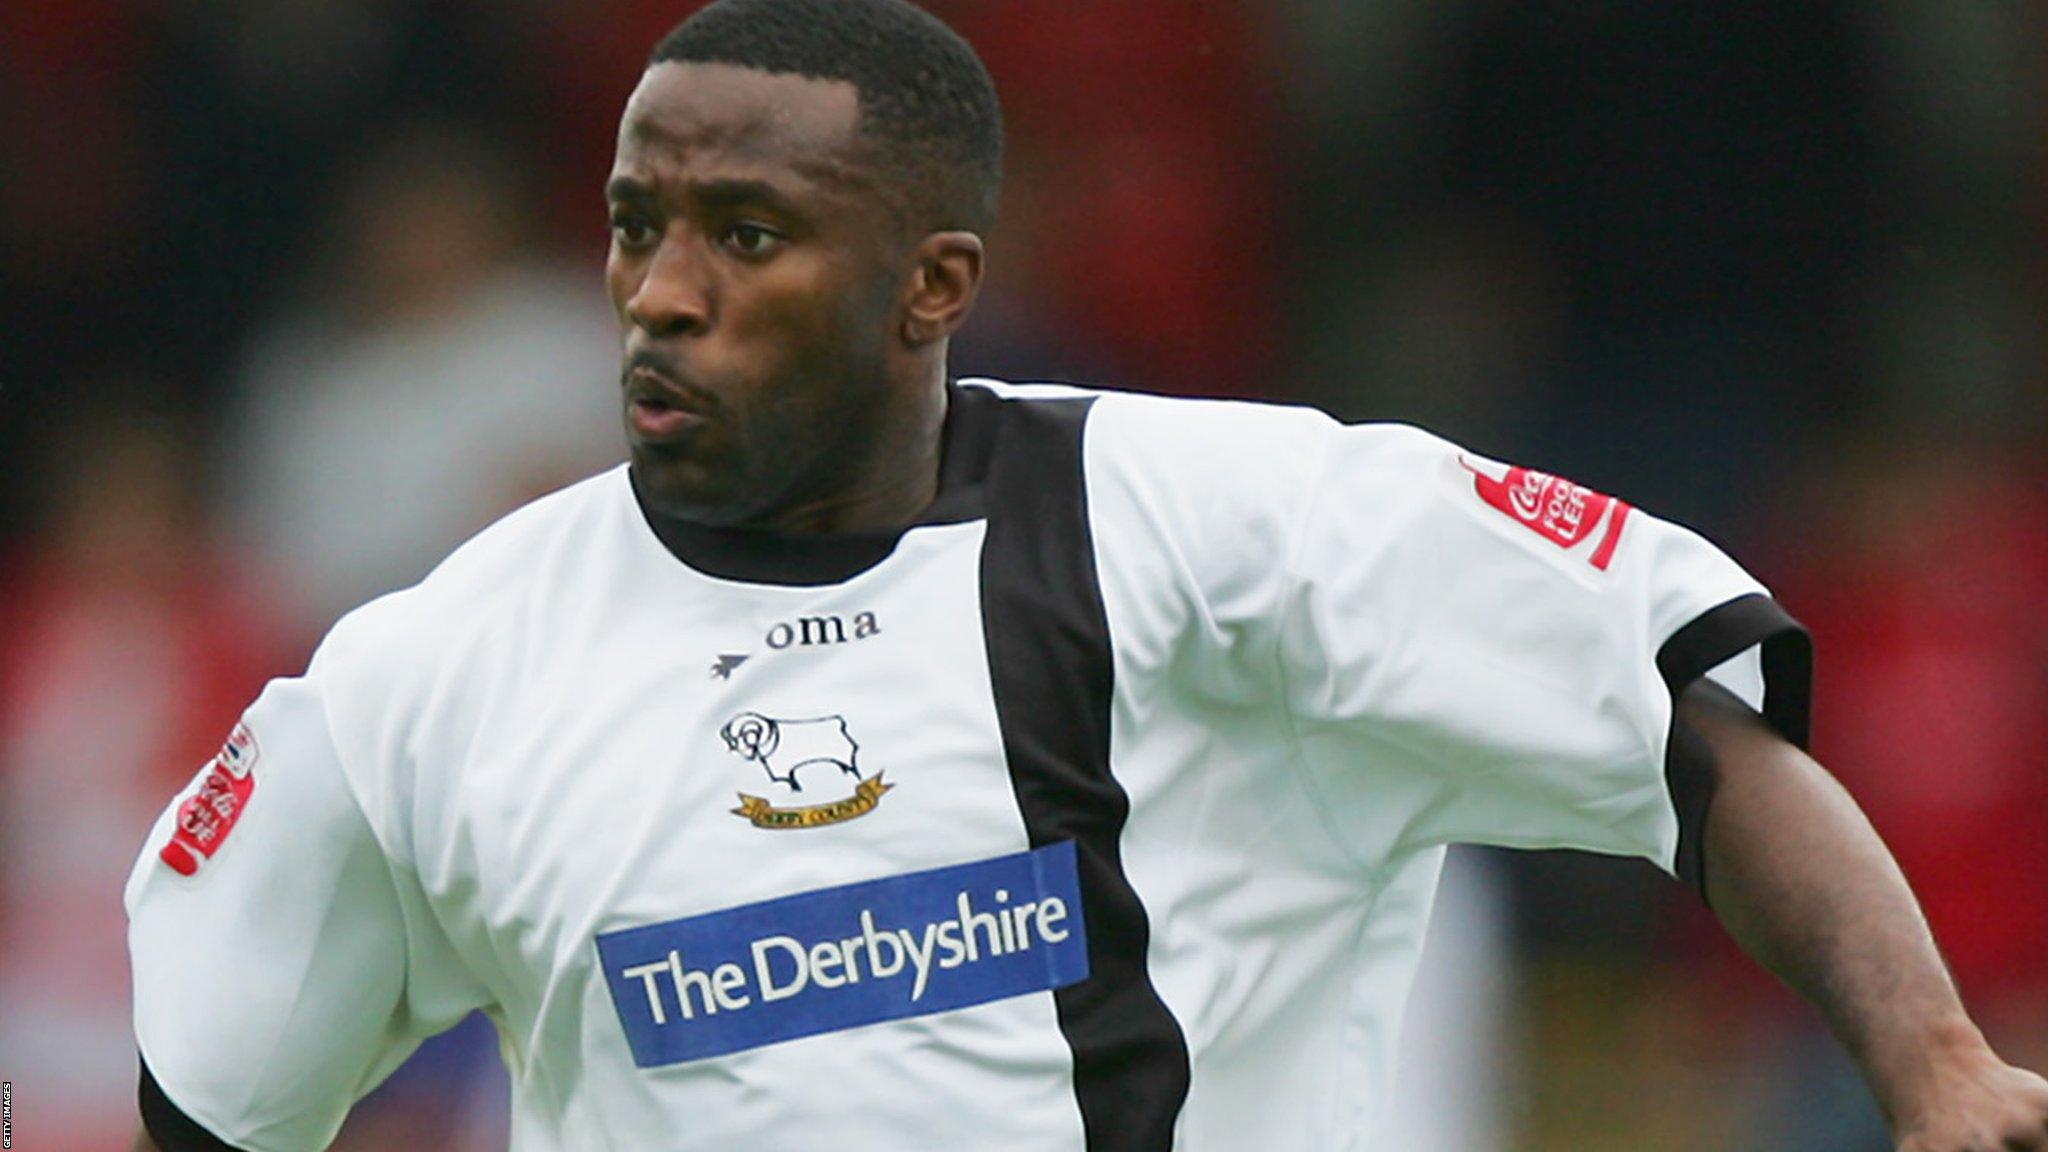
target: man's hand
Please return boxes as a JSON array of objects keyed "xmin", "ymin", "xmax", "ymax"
[
  {"xmin": 1678, "ymin": 679, "xmax": 2048, "ymax": 1151},
  {"xmin": 1891, "ymin": 1039, "xmax": 2048, "ymax": 1152}
]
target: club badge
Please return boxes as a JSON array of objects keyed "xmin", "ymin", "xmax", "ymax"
[{"xmin": 720, "ymin": 711, "xmax": 892, "ymax": 830}]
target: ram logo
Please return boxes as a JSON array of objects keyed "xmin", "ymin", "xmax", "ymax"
[
  {"xmin": 722, "ymin": 712, "xmax": 891, "ymax": 831},
  {"xmin": 720, "ymin": 713, "xmax": 862, "ymax": 794}
]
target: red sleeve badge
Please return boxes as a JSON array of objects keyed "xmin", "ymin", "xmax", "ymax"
[
  {"xmin": 1459, "ymin": 455, "xmax": 1632, "ymax": 571},
  {"xmin": 158, "ymin": 722, "xmax": 259, "ymax": 877}
]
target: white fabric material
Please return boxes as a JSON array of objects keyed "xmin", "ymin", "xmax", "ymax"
[
  {"xmin": 126, "ymin": 676, "xmax": 485, "ymax": 1151},
  {"xmin": 1074, "ymin": 389, "xmax": 1765, "ymax": 1148},
  {"xmin": 130, "ymin": 382, "xmax": 1776, "ymax": 1150},
  {"xmin": 1382, "ymin": 848, "xmax": 1512, "ymax": 1152}
]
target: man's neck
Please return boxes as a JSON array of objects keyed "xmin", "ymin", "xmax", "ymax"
[{"xmin": 743, "ymin": 375, "xmax": 949, "ymax": 537}]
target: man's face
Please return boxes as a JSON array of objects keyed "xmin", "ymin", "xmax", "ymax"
[{"xmin": 606, "ymin": 62, "xmax": 910, "ymax": 527}]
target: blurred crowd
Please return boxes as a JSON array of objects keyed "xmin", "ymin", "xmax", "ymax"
[{"xmin": 1, "ymin": 1, "xmax": 2041, "ymax": 1149}]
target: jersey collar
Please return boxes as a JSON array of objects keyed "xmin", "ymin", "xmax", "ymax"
[{"xmin": 630, "ymin": 381, "xmax": 999, "ymax": 586}]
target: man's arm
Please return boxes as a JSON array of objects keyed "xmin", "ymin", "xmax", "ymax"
[
  {"xmin": 1682, "ymin": 680, "xmax": 2048, "ymax": 1151},
  {"xmin": 125, "ymin": 671, "xmax": 462, "ymax": 1150}
]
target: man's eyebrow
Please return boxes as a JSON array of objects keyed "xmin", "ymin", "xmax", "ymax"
[
  {"xmin": 606, "ymin": 175, "xmax": 655, "ymax": 204},
  {"xmin": 684, "ymin": 177, "xmax": 803, "ymax": 215},
  {"xmin": 603, "ymin": 174, "xmax": 805, "ymax": 215}
]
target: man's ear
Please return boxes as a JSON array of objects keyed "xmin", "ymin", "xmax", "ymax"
[{"xmin": 900, "ymin": 232, "xmax": 984, "ymax": 347}]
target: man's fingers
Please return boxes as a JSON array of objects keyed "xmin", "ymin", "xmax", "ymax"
[{"xmin": 1897, "ymin": 1115, "xmax": 2048, "ymax": 1151}]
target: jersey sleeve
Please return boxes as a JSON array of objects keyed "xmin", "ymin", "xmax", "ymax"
[
  {"xmin": 125, "ymin": 662, "xmax": 486, "ymax": 1152},
  {"xmin": 1277, "ymin": 422, "xmax": 1811, "ymax": 884}
]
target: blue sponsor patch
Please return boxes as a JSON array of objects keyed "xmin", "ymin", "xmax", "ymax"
[{"xmin": 596, "ymin": 841, "xmax": 1089, "ymax": 1067}]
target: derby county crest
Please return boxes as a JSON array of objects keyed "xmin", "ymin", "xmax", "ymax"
[{"xmin": 721, "ymin": 712, "xmax": 892, "ymax": 830}]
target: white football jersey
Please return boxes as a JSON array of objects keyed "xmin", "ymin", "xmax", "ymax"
[{"xmin": 127, "ymin": 381, "xmax": 1810, "ymax": 1151}]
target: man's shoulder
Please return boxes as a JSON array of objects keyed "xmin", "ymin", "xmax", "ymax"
[
  {"xmin": 965, "ymin": 378, "xmax": 1311, "ymax": 489},
  {"xmin": 965, "ymin": 378, "xmax": 1452, "ymax": 531},
  {"xmin": 961, "ymin": 376, "xmax": 1445, "ymax": 472},
  {"xmin": 961, "ymin": 376, "xmax": 1329, "ymax": 435},
  {"xmin": 423, "ymin": 462, "xmax": 631, "ymax": 595},
  {"xmin": 966, "ymin": 382, "xmax": 1502, "ymax": 639},
  {"xmin": 315, "ymin": 465, "xmax": 630, "ymax": 680}
]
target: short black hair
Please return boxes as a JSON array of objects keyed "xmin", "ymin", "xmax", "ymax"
[{"xmin": 650, "ymin": 0, "xmax": 1003, "ymax": 234}]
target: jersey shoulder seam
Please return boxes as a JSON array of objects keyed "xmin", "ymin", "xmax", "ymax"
[{"xmin": 1259, "ymin": 419, "xmax": 1390, "ymax": 881}]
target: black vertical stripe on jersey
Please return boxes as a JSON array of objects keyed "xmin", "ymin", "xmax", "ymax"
[
  {"xmin": 1655, "ymin": 592, "xmax": 1815, "ymax": 899},
  {"xmin": 977, "ymin": 393, "xmax": 1192, "ymax": 1151},
  {"xmin": 140, "ymin": 1057, "xmax": 247, "ymax": 1151}
]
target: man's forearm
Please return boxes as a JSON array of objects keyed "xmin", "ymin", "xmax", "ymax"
[{"xmin": 1682, "ymin": 681, "xmax": 2048, "ymax": 1151}]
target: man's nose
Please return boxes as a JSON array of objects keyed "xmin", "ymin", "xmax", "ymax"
[{"xmin": 625, "ymin": 238, "xmax": 711, "ymax": 338}]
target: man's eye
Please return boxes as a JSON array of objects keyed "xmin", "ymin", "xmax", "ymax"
[
  {"xmin": 611, "ymin": 214, "xmax": 656, "ymax": 248},
  {"xmin": 723, "ymin": 223, "xmax": 784, "ymax": 256}
]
